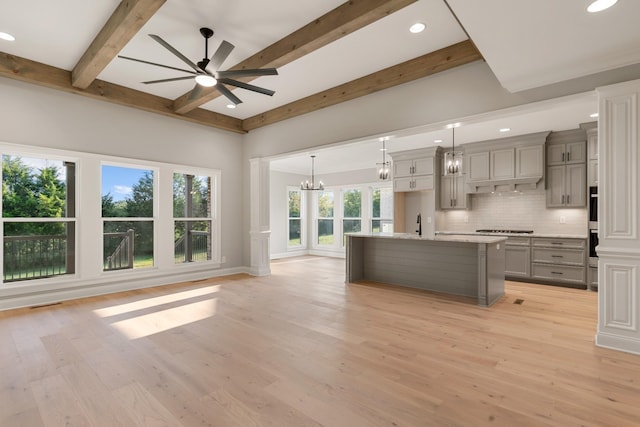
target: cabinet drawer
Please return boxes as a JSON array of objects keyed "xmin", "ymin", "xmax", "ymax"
[
  {"xmin": 531, "ymin": 264, "xmax": 585, "ymax": 284},
  {"xmin": 532, "ymin": 238, "xmax": 585, "ymax": 249},
  {"xmin": 532, "ymin": 248, "xmax": 585, "ymax": 266},
  {"xmin": 506, "ymin": 236, "xmax": 530, "ymax": 246}
]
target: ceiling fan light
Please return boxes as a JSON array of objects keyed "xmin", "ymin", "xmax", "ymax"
[
  {"xmin": 195, "ymin": 74, "xmax": 217, "ymax": 87},
  {"xmin": 0, "ymin": 32, "xmax": 15, "ymax": 41},
  {"xmin": 587, "ymin": 0, "xmax": 618, "ymax": 13}
]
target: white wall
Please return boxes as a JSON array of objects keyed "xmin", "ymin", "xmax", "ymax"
[{"xmin": 0, "ymin": 78, "xmax": 244, "ymax": 308}]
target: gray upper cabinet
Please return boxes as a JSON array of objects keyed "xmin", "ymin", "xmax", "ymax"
[
  {"xmin": 490, "ymin": 148, "xmax": 515, "ymax": 180},
  {"xmin": 467, "ymin": 152, "xmax": 490, "ymax": 181},
  {"xmin": 546, "ymin": 129, "xmax": 587, "ymax": 208},
  {"xmin": 464, "ymin": 131, "xmax": 549, "ymax": 193},
  {"xmin": 515, "ymin": 145, "xmax": 544, "ymax": 179},
  {"xmin": 390, "ymin": 147, "xmax": 440, "ymax": 193},
  {"xmin": 440, "ymin": 175, "xmax": 467, "ymax": 209},
  {"xmin": 547, "ymin": 141, "xmax": 586, "ymax": 165}
]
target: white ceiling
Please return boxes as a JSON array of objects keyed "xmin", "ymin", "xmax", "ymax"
[{"xmin": 2, "ymin": 0, "xmax": 639, "ymax": 174}]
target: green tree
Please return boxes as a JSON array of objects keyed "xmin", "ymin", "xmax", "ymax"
[
  {"xmin": 288, "ymin": 191, "xmax": 300, "ymax": 217},
  {"xmin": 2, "ymin": 156, "xmax": 67, "ymax": 235},
  {"xmin": 343, "ymin": 189, "xmax": 361, "ymax": 218},
  {"xmin": 372, "ymin": 188, "xmax": 381, "ymax": 218},
  {"xmin": 318, "ymin": 192, "xmax": 334, "ymax": 217},
  {"xmin": 125, "ymin": 171, "xmax": 154, "ymax": 218}
]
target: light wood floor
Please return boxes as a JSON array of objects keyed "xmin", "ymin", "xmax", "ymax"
[{"xmin": 1, "ymin": 256, "xmax": 639, "ymax": 426}]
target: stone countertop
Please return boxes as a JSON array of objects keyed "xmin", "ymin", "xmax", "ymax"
[
  {"xmin": 348, "ymin": 232, "xmax": 507, "ymax": 244},
  {"xmin": 436, "ymin": 230, "xmax": 588, "ymax": 239}
]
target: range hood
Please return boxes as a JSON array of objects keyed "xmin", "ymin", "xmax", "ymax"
[
  {"xmin": 462, "ymin": 131, "xmax": 550, "ymax": 194},
  {"xmin": 467, "ymin": 176, "xmax": 543, "ymax": 193}
]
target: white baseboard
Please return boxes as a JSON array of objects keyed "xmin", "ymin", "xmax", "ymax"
[
  {"xmin": 271, "ymin": 250, "xmax": 310, "ymax": 260},
  {"xmin": 595, "ymin": 331, "xmax": 640, "ymax": 356}
]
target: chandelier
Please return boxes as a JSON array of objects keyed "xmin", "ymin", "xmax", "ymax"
[
  {"xmin": 300, "ymin": 155, "xmax": 324, "ymax": 190},
  {"xmin": 377, "ymin": 137, "xmax": 391, "ymax": 180},
  {"xmin": 444, "ymin": 123, "xmax": 463, "ymax": 176}
]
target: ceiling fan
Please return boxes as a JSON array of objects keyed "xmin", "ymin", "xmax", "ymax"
[{"xmin": 118, "ymin": 27, "xmax": 278, "ymax": 106}]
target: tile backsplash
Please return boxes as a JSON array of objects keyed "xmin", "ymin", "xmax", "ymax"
[{"xmin": 436, "ymin": 190, "xmax": 588, "ymax": 235}]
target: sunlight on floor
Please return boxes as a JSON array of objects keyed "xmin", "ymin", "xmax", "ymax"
[
  {"xmin": 92, "ymin": 285, "xmax": 220, "ymax": 339},
  {"xmin": 109, "ymin": 298, "xmax": 217, "ymax": 340},
  {"xmin": 93, "ymin": 285, "xmax": 220, "ymax": 317}
]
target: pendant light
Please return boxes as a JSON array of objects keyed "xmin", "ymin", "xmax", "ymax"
[
  {"xmin": 301, "ymin": 155, "xmax": 324, "ymax": 190},
  {"xmin": 443, "ymin": 123, "xmax": 463, "ymax": 176},
  {"xmin": 377, "ymin": 137, "xmax": 391, "ymax": 180}
]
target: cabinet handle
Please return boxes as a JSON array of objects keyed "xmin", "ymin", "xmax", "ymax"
[
  {"xmin": 568, "ymin": 152, "xmax": 571, "ymax": 161},
  {"xmin": 551, "ymin": 242, "xmax": 564, "ymax": 245},
  {"xmin": 551, "ymin": 255, "xmax": 564, "ymax": 258},
  {"xmin": 551, "ymin": 271, "xmax": 564, "ymax": 275},
  {"xmin": 567, "ymin": 195, "xmax": 570, "ymax": 204},
  {"xmin": 562, "ymin": 152, "xmax": 565, "ymax": 162},
  {"xmin": 562, "ymin": 195, "xmax": 565, "ymax": 204}
]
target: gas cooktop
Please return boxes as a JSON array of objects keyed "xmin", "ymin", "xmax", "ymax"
[{"xmin": 476, "ymin": 229, "xmax": 534, "ymax": 234}]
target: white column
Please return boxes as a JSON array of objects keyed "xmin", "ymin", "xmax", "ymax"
[
  {"xmin": 595, "ymin": 79, "xmax": 640, "ymax": 355},
  {"xmin": 249, "ymin": 158, "xmax": 271, "ymax": 276}
]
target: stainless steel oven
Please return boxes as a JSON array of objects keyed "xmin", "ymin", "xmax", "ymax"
[
  {"xmin": 589, "ymin": 186, "xmax": 598, "ymax": 229},
  {"xmin": 589, "ymin": 229, "xmax": 599, "ymax": 266}
]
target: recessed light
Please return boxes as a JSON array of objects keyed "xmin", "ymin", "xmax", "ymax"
[
  {"xmin": 446, "ymin": 122, "xmax": 461, "ymax": 129},
  {"xmin": 434, "ymin": 139, "xmax": 443, "ymax": 143},
  {"xmin": 587, "ymin": 0, "xmax": 618, "ymax": 13},
  {"xmin": 409, "ymin": 22, "xmax": 426, "ymax": 34},
  {"xmin": 590, "ymin": 113, "xmax": 599, "ymax": 118},
  {"xmin": 0, "ymin": 32, "xmax": 15, "ymax": 41},
  {"xmin": 499, "ymin": 128, "xmax": 511, "ymax": 133},
  {"xmin": 226, "ymin": 103, "xmax": 236, "ymax": 109}
]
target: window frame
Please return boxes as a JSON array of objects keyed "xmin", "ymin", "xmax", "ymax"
[
  {"xmin": 286, "ymin": 187, "xmax": 305, "ymax": 249},
  {"xmin": 1, "ymin": 150, "xmax": 79, "ymax": 284},
  {"xmin": 172, "ymin": 170, "xmax": 220, "ymax": 265}
]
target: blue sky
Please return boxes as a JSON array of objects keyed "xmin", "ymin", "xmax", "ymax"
[{"xmin": 102, "ymin": 165, "xmax": 152, "ymax": 202}]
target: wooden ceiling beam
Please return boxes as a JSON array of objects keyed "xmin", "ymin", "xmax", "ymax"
[
  {"xmin": 1, "ymin": 52, "xmax": 244, "ymax": 133},
  {"xmin": 242, "ymin": 40, "xmax": 483, "ymax": 131},
  {"xmin": 72, "ymin": 0, "xmax": 166, "ymax": 89},
  {"xmin": 173, "ymin": 0, "xmax": 417, "ymax": 115}
]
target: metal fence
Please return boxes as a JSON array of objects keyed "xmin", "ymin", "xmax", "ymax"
[
  {"xmin": 104, "ymin": 229, "xmax": 134, "ymax": 270},
  {"xmin": 3, "ymin": 234, "xmax": 68, "ymax": 282},
  {"xmin": 174, "ymin": 230, "xmax": 210, "ymax": 263}
]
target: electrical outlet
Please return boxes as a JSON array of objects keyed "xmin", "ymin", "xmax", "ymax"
[
  {"xmin": 221, "ymin": 256, "xmax": 226, "ymax": 263},
  {"xmin": 560, "ymin": 216, "xmax": 566, "ymax": 224},
  {"xmin": 464, "ymin": 215, "xmax": 469, "ymax": 223},
  {"xmin": 427, "ymin": 216, "xmax": 432, "ymax": 224}
]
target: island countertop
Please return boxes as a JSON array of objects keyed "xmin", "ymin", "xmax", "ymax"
[{"xmin": 348, "ymin": 232, "xmax": 507, "ymax": 244}]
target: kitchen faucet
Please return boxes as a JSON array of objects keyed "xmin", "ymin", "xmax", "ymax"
[{"xmin": 416, "ymin": 213, "xmax": 422, "ymax": 236}]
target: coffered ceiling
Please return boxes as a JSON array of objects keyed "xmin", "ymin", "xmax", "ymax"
[{"xmin": 2, "ymin": 1, "xmax": 640, "ymax": 171}]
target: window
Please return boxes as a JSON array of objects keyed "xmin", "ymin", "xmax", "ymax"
[
  {"xmin": 2, "ymin": 155, "xmax": 76, "ymax": 282},
  {"xmin": 287, "ymin": 188, "xmax": 303, "ymax": 247},
  {"xmin": 101, "ymin": 165, "xmax": 155, "ymax": 271},
  {"xmin": 173, "ymin": 173, "xmax": 213, "ymax": 263},
  {"xmin": 372, "ymin": 187, "xmax": 393, "ymax": 233},
  {"xmin": 317, "ymin": 190, "xmax": 334, "ymax": 246},
  {"xmin": 342, "ymin": 188, "xmax": 362, "ymax": 246}
]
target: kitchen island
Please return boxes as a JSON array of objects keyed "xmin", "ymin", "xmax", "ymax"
[{"xmin": 346, "ymin": 233, "xmax": 507, "ymax": 306}]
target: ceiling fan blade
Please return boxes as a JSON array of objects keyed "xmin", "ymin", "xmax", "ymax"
[
  {"xmin": 149, "ymin": 34, "xmax": 201, "ymax": 72},
  {"xmin": 118, "ymin": 55, "xmax": 197, "ymax": 75},
  {"xmin": 216, "ymin": 83, "xmax": 243, "ymax": 106},
  {"xmin": 216, "ymin": 68, "xmax": 278, "ymax": 78},
  {"xmin": 142, "ymin": 76, "xmax": 196, "ymax": 84},
  {"xmin": 218, "ymin": 78, "xmax": 275, "ymax": 96},
  {"xmin": 208, "ymin": 40, "xmax": 235, "ymax": 71}
]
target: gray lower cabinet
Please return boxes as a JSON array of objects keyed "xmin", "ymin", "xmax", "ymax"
[
  {"xmin": 505, "ymin": 237, "xmax": 530, "ymax": 278},
  {"xmin": 530, "ymin": 237, "xmax": 586, "ymax": 287}
]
